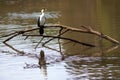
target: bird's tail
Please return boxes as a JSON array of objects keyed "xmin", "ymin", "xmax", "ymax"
[{"xmin": 39, "ymin": 26, "xmax": 44, "ymax": 35}]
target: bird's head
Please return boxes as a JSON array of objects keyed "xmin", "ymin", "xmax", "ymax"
[
  {"xmin": 41, "ymin": 8, "xmax": 46, "ymax": 13},
  {"xmin": 41, "ymin": 9, "xmax": 44, "ymax": 13}
]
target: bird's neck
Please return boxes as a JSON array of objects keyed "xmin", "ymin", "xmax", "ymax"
[{"xmin": 41, "ymin": 12, "xmax": 44, "ymax": 15}]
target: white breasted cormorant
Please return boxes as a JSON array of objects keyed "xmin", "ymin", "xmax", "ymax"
[{"xmin": 37, "ymin": 9, "xmax": 46, "ymax": 35}]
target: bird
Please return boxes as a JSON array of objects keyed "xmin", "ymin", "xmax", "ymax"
[{"xmin": 37, "ymin": 9, "xmax": 46, "ymax": 35}]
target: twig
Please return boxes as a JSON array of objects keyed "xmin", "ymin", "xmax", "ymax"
[
  {"xmin": 35, "ymin": 37, "xmax": 44, "ymax": 49},
  {"xmin": 42, "ymin": 29, "xmax": 69, "ymax": 46},
  {"xmin": 0, "ymin": 32, "xmax": 17, "ymax": 38},
  {"xmin": 24, "ymin": 36, "xmax": 29, "ymax": 40},
  {"xmin": 3, "ymin": 33, "xmax": 25, "ymax": 54},
  {"xmin": 22, "ymin": 34, "xmax": 95, "ymax": 47},
  {"xmin": 43, "ymin": 45, "xmax": 60, "ymax": 52},
  {"xmin": 58, "ymin": 27, "xmax": 64, "ymax": 60}
]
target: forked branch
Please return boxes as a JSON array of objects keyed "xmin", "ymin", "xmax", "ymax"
[{"xmin": 1, "ymin": 24, "xmax": 119, "ymax": 58}]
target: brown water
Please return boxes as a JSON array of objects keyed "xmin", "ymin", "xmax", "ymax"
[{"xmin": 0, "ymin": 0, "xmax": 120, "ymax": 80}]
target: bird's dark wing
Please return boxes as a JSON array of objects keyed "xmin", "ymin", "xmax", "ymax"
[{"xmin": 37, "ymin": 16, "xmax": 40, "ymax": 27}]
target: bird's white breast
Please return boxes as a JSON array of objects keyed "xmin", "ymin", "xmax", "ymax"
[{"xmin": 40, "ymin": 13, "xmax": 46, "ymax": 26}]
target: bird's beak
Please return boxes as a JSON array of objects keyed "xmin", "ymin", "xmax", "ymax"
[{"xmin": 44, "ymin": 9, "xmax": 47, "ymax": 11}]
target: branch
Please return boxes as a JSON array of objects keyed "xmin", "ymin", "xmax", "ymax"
[
  {"xmin": 22, "ymin": 34, "xmax": 95, "ymax": 47},
  {"xmin": 44, "ymin": 25, "xmax": 120, "ymax": 44},
  {"xmin": 3, "ymin": 33, "xmax": 25, "ymax": 54},
  {"xmin": 35, "ymin": 37, "xmax": 44, "ymax": 49},
  {"xmin": 42, "ymin": 29, "xmax": 69, "ymax": 46},
  {"xmin": 1, "ymin": 24, "xmax": 119, "ymax": 59}
]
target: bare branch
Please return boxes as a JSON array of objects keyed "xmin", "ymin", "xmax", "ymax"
[
  {"xmin": 46, "ymin": 25, "xmax": 119, "ymax": 44},
  {"xmin": 22, "ymin": 34, "xmax": 95, "ymax": 47},
  {"xmin": 0, "ymin": 32, "xmax": 17, "ymax": 38},
  {"xmin": 2, "ymin": 24, "xmax": 119, "ymax": 59},
  {"xmin": 42, "ymin": 29, "xmax": 69, "ymax": 46},
  {"xmin": 3, "ymin": 33, "xmax": 25, "ymax": 54},
  {"xmin": 35, "ymin": 37, "xmax": 44, "ymax": 49}
]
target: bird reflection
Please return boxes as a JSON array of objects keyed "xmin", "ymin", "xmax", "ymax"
[{"xmin": 39, "ymin": 50, "xmax": 47, "ymax": 80}]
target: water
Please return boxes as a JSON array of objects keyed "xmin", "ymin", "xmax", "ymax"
[{"xmin": 0, "ymin": 0, "xmax": 120, "ymax": 80}]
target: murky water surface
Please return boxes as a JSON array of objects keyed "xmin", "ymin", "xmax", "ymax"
[{"xmin": 0, "ymin": 0, "xmax": 120, "ymax": 80}]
